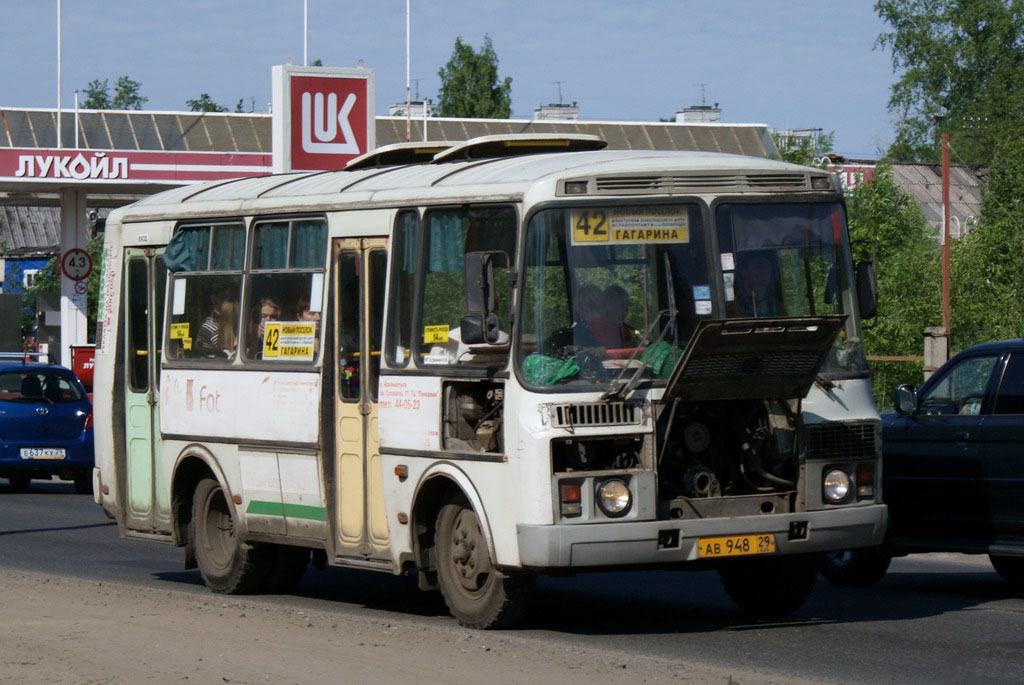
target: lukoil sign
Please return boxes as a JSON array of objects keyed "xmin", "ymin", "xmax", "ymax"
[{"xmin": 272, "ymin": 65, "xmax": 375, "ymax": 173}]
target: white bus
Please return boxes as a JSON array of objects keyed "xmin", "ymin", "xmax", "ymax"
[{"xmin": 93, "ymin": 134, "xmax": 886, "ymax": 628}]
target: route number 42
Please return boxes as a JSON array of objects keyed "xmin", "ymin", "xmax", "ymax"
[{"xmin": 572, "ymin": 209, "xmax": 609, "ymax": 243}]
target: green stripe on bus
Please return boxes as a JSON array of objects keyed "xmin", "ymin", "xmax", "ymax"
[{"xmin": 245, "ymin": 500, "xmax": 326, "ymax": 521}]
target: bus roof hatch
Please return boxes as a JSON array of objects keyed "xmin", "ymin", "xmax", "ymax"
[{"xmin": 431, "ymin": 133, "xmax": 607, "ymax": 163}]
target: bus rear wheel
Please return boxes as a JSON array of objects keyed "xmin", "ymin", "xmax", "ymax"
[
  {"xmin": 718, "ymin": 554, "xmax": 819, "ymax": 616},
  {"xmin": 435, "ymin": 499, "xmax": 534, "ymax": 629},
  {"xmin": 191, "ymin": 477, "xmax": 272, "ymax": 594},
  {"xmin": 990, "ymin": 555, "xmax": 1024, "ymax": 590}
]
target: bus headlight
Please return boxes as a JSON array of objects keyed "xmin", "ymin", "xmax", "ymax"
[
  {"xmin": 596, "ymin": 478, "xmax": 631, "ymax": 517},
  {"xmin": 823, "ymin": 469, "xmax": 851, "ymax": 503}
]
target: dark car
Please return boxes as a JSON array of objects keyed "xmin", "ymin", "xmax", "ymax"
[
  {"xmin": 822, "ymin": 339, "xmax": 1024, "ymax": 590},
  {"xmin": 0, "ymin": 357, "xmax": 95, "ymax": 493}
]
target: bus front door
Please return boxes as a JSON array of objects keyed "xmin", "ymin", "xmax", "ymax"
[
  {"xmin": 332, "ymin": 239, "xmax": 390, "ymax": 560},
  {"xmin": 123, "ymin": 248, "xmax": 170, "ymax": 532}
]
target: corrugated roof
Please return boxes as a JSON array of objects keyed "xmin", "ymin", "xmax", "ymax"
[
  {"xmin": 0, "ymin": 108, "xmax": 776, "ymax": 158},
  {"xmin": 0, "ymin": 206, "xmax": 109, "ymax": 255},
  {"xmin": 890, "ymin": 162, "xmax": 984, "ymax": 239}
]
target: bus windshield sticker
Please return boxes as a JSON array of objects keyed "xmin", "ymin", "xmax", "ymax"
[
  {"xmin": 172, "ymin": 278, "xmax": 187, "ymax": 315},
  {"xmin": 570, "ymin": 206, "xmax": 689, "ymax": 245},
  {"xmin": 181, "ymin": 337, "xmax": 192, "ymax": 351},
  {"xmin": 721, "ymin": 252, "xmax": 735, "ymax": 271},
  {"xmin": 723, "ymin": 272, "xmax": 735, "ymax": 301},
  {"xmin": 693, "ymin": 285, "xmax": 710, "ymax": 300},
  {"xmin": 695, "ymin": 301, "xmax": 712, "ymax": 315},
  {"xmin": 170, "ymin": 323, "xmax": 189, "ymax": 339},
  {"xmin": 424, "ymin": 325, "xmax": 449, "ymax": 344},
  {"xmin": 262, "ymin": 322, "xmax": 315, "ymax": 361},
  {"xmin": 309, "ymin": 273, "xmax": 324, "ymax": 313}
]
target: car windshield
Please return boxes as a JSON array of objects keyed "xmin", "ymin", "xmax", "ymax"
[
  {"xmin": 518, "ymin": 204, "xmax": 712, "ymax": 388},
  {"xmin": 715, "ymin": 202, "xmax": 867, "ymax": 377},
  {"xmin": 0, "ymin": 370, "xmax": 84, "ymax": 403}
]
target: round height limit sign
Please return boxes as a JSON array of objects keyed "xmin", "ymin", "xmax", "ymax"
[{"xmin": 61, "ymin": 248, "xmax": 92, "ymax": 281}]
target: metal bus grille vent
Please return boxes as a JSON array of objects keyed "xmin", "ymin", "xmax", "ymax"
[
  {"xmin": 679, "ymin": 351, "xmax": 821, "ymax": 382},
  {"xmin": 593, "ymin": 173, "xmax": 808, "ymax": 194},
  {"xmin": 803, "ymin": 421, "xmax": 879, "ymax": 459},
  {"xmin": 551, "ymin": 402, "xmax": 640, "ymax": 428}
]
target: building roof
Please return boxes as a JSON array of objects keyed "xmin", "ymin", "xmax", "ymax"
[
  {"xmin": 0, "ymin": 206, "xmax": 60, "ymax": 257},
  {"xmin": 890, "ymin": 162, "xmax": 984, "ymax": 239},
  {"xmin": 0, "ymin": 108, "xmax": 776, "ymax": 158}
]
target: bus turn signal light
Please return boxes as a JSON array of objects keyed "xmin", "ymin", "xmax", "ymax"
[{"xmin": 560, "ymin": 482, "xmax": 582, "ymax": 518}]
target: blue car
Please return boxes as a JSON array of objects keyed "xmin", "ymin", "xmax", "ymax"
[{"xmin": 0, "ymin": 357, "xmax": 94, "ymax": 493}]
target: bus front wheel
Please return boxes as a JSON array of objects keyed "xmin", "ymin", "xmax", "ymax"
[
  {"xmin": 435, "ymin": 498, "xmax": 534, "ymax": 629},
  {"xmin": 191, "ymin": 477, "xmax": 272, "ymax": 594}
]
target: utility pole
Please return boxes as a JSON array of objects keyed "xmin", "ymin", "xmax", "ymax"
[{"xmin": 941, "ymin": 133, "xmax": 951, "ymax": 350}]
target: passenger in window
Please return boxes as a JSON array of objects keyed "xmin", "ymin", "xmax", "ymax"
[
  {"xmin": 729, "ymin": 252, "xmax": 787, "ymax": 318},
  {"xmin": 197, "ymin": 288, "xmax": 239, "ymax": 359},
  {"xmin": 294, "ymin": 295, "xmax": 322, "ymax": 356},
  {"xmin": 590, "ymin": 285, "xmax": 639, "ymax": 350},
  {"xmin": 250, "ymin": 296, "xmax": 282, "ymax": 358}
]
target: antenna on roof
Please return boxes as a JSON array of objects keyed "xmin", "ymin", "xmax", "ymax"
[
  {"xmin": 695, "ymin": 83, "xmax": 708, "ymax": 107},
  {"xmin": 550, "ymin": 80, "xmax": 565, "ymax": 105}
]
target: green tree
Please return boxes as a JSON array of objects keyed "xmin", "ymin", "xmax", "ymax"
[
  {"xmin": 949, "ymin": 136, "xmax": 1024, "ymax": 349},
  {"xmin": 876, "ymin": 0, "xmax": 1024, "ymax": 163},
  {"xmin": 771, "ymin": 131, "xmax": 835, "ymax": 165},
  {"xmin": 845, "ymin": 162, "xmax": 940, "ymax": 405},
  {"xmin": 81, "ymin": 76, "xmax": 147, "ymax": 110},
  {"xmin": 186, "ymin": 93, "xmax": 228, "ymax": 112},
  {"xmin": 437, "ymin": 35, "xmax": 512, "ymax": 118}
]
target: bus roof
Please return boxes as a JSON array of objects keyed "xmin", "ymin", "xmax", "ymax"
[{"xmin": 112, "ymin": 144, "xmax": 834, "ymax": 224}]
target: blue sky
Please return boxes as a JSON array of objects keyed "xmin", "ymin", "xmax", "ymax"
[{"xmin": 2, "ymin": 1, "xmax": 898, "ymax": 158}]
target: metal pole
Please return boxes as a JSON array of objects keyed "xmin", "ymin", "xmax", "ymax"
[
  {"xmin": 941, "ymin": 133, "xmax": 951, "ymax": 343},
  {"xmin": 74, "ymin": 89, "xmax": 79, "ymax": 148},
  {"xmin": 405, "ymin": 0, "xmax": 411, "ymax": 142},
  {"xmin": 303, "ymin": 0, "xmax": 308, "ymax": 66},
  {"xmin": 57, "ymin": 0, "xmax": 62, "ymax": 148}
]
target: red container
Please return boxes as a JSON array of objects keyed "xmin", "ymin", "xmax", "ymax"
[{"xmin": 71, "ymin": 345, "xmax": 96, "ymax": 393}]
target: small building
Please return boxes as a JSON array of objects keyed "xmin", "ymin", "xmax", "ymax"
[
  {"xmin": 676, "ymin": 104, "xmax": 721, "ymax": 124},
  {"xmin": 388, "ymin": 100, "xmax": 435, "ymax": 118},
  {"xmin": 533, "ymin": 103, "xmax": 579, "ymax": 121}
]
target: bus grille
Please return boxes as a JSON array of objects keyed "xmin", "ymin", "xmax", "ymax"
[
  {"xmin": 803, "ymin": 421, "xmax": 880, "ymax": 460},
  {"xmin": 550, "ymin": 402, "xmax": 641, "ymax": 428},
  {"xmin": 593, "ymin": 173, "xmax": 809, "ymax": 194}
]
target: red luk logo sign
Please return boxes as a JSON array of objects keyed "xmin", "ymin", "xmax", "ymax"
[{"xmin": 289, "ymin": 75, "xmax": 368, "ymax": 171}]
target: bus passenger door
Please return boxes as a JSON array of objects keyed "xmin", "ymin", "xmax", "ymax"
[
  {"xmin": 123, "ymin": 248, "xmax": 170, "ymax": 532},
  {"xmin": 332, "ymin": 239, "xmax": 389, "ymax": 560}
]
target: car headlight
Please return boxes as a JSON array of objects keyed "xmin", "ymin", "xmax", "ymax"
[
  {"xmin": 596, "ymin": 478, "xmax": 631, "ymax": 517},
  {"xmin": 823, "ymin": 469, "xmax": 851, "ymax": 503}
]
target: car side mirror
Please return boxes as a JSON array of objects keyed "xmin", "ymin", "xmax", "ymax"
[
  {"xmin": 893, "ymin": 384, "xmax": 917, "ymax": 416},
  {"xmin": 856, "ymin": 261, "xmax": 877, "ymax": 320}
]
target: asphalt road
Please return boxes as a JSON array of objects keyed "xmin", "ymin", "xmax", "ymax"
[{"xmin": 3, "ymin": 480, "xmax": 1024, "ymax": 684}]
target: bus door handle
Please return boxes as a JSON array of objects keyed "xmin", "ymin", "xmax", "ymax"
[{"xmin": 358, "ymin": 402, "xmax": 371, "ymax": 416}]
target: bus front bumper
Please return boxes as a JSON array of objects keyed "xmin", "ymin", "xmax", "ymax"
[{"xmin": 516, "ymin": 504, "xmax": 886, "ymax": 568}]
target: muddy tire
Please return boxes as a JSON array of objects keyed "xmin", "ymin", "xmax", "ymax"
[
  {"xmin": 990, "ymin": 555, "xmax": 1024, "ymax": 590},
  {"xmin": 7, "ymin": 475, "xmax": 31, "ymax": 492},
  {"xmin": 73, "ymin": 473, "xmax": 93, "ymax": 495},
  {"xmin": 190, "ymin": 477, "xmax": 272, "ymax": 594},
  {"xmin": 719, "ymin": 554, "xmax": 819, "ymax": 616},
  {"xmin": 435, "ymin": 498, "xmax": 534, "ymax": 629},
  {"xmin": 820, "ymin": 547, "xmax": 891, "ymax": 587}
]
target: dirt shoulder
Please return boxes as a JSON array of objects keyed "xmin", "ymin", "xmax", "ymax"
[{"xmin": 0, "ymin": 568, "xmax": 797, "ymax": 684}]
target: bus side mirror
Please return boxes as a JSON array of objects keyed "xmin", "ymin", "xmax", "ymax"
[
  {"xmin": 856, "ymin": 261, "xmax": 877, "ymax": 320},
  {"xmin": 462, "ymin": 251, "xmax": 502, "ymax": 345},
  {"xmin": 893, "ymin": 384, "xmax": 917, "ymax": 416}
]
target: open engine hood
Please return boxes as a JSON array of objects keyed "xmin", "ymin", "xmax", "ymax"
[{"xmin": 661, "ymin": 316, "xmax": 846, "ymax": 404}]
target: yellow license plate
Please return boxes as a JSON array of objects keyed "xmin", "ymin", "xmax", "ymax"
[{"xmin": 696, "ymin": 534, "xmax": 776, "ymax": 558}]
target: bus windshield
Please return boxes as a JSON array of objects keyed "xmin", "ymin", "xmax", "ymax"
[
  {"xmin": 517, "ymin": 201, "xmax": 866, "ymax": 389},
  {"xmin": 518, "ymin": 203, "xmax": 713, "ymax": 388},
  {"xmin": 716, "ymin": 201, "xmax": 867, "ymax": 377}
]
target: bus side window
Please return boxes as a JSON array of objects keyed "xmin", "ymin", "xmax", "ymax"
[
  {"xmin": 337, "ymin": 252, "xmax": 360, "ymax": 400},
  {"xmin": 368, "ymin": 249, "xmax": 387, "ymax": 401}
]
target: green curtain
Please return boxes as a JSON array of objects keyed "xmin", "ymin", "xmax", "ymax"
[
  {"xmin": 293, "ymin": 221, "xmax": 326, "ymax": 268},
  {"xmin": 162, "ymin": 226, "xmax": 210, "ymax": 272}
]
